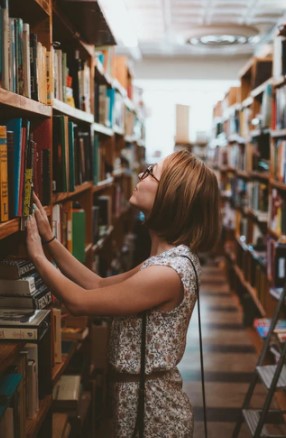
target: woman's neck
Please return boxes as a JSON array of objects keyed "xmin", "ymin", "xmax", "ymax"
[{"xmin": 149, "ymin": 231, "xmax": 175, "ymax": 257}]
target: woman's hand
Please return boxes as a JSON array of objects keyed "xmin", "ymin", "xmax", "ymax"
[
  {"xmin": 32, "ymin": 193, "xmax": 54, "ymax": 241},
  {"xmin": 26, "ymin": 214, "xmax": 46, "ymax": 263}
]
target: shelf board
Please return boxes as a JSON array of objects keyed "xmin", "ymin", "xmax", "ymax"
[
  {"xmin": 0, "ymin": 89, "xmax": 52, "ymax": 117},
  {"xmin": 228, "ymin": 134, "xmax": 246, "ymax": 144},
  {"xmin": 0, "ymin": 343, "xmax": 25, "ymax": 374},
  {"xmin": 273, "ymin": 76, "xmax": 286, "ymax": 88},
  {"xmin": 241, "ymin": 96, "xmax": 253, "ymax": 108},
  {"xmin": 53, "ymin": 99, "xmax": 94, "ymax": 124},
  {"xmin": 236, "ymin": 170, "xmax": 250, "ymax": 179},
  {"xmin": 92, "ymin": 122, "xmax": 113, "ymax": 136},
  {"xmin": 52, "ymin": 182, "xmax": 93, "ymax": 203},
  {"xmin": 93, "ymin": 177, "xmax": 114, "ymax": 193},
  {"xmin": 113, "ymin": 125, "xmax": 125, "ymax": 136},
  {"xmin": 26, "ymin": 394, "xmax": 52, "ymax": 438},
  {"xmin": 92, "ymin": 226, "xmax": 114, "ymax": 252},
  {"xmin": 85, "ymin": 243, "xmax": 93, "ymax": 254},
  {"xmin": 271, "ymin": 129, "xmax": 286, "ymax": 138},
  {"xmin": 270, "ymin": 179, "xmax": 286, "ymax": 191},
  {"xmin": 0, "ymin": 217, "xmax": 21, "ymax": 239},
  {"xmin": 52, "ymin": 341, "xmax": 78, "ymax": 385},
  {"xmin": 251, "ymin": 77, "xmax": 273, "ymax": 98},
  {"xmin": 250, "ymin": 171, "xmax": 270, "ymax": 181},
  {"xmin": 94, "ymin": 61, "xmax": 113, "ymax": 86},
  {"xmin": 113, "ymin": 79, "xmax": 127, "ymax": 98},
  {"xmin": 234, "ymin": 264, "xmax": 266, "ymax": 316}
]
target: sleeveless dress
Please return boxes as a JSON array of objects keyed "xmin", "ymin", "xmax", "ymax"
[{"xmin": 109, "ymin": 244, "xmax": 200, "ymax": 437}]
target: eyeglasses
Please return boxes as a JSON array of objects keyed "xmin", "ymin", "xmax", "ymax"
[{"xmin": 138, "ymin": 165, "xmax": 160, "ymax": 183}]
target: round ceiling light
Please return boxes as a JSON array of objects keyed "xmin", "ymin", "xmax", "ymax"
[{"xmin": 186, "ymin": 24, "xmax": 259, "ymax": 47}]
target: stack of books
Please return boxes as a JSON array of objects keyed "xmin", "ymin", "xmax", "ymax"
[{"xmin": 0, "ymin": 257, "xmax": 52, "ymax": 309}]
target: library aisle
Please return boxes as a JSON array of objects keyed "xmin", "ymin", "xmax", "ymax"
[{"xmin": 179, "ymin": 258, "xmax": 272, "ymax": 438}]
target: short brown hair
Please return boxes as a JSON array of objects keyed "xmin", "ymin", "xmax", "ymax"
[{"xmin": 146, "ymin": 150, "xmax": 221, "ymax": 252}]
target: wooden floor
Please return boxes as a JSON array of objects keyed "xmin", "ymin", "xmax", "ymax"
[{"xmin": 178, "ymin": 258, "xmax": 267, "ymax": 438}]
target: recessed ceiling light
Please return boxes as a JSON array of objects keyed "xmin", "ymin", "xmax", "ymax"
[{"xmin": 186, "ymin": 24, "xmax": 259, "ymax": 47}]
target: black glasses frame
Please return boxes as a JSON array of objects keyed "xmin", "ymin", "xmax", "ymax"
[{"xmin": 138, "ymin": 165, "xmax": 160, "ymax": 183}]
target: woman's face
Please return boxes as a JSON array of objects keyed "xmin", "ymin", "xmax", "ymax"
[{"xmin": 129, "ymin": 159, "xmax": 165, "ymax": 214}]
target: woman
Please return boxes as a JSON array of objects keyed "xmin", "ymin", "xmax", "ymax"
[{"xmin": 26, "ymin": 149, "xmax": 221, "ymax": 437}]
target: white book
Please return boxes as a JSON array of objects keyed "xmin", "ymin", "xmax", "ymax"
[
  {"xmin": 27, "ymin": 360, "xmax": 38, "ymax": 418},
  {"xmin": 0, "ymin": 276, "xmax": 39, "ymax": 296}
]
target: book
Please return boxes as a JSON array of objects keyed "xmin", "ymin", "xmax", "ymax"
[
  {"xmin": 5, "ymin": 118, "xmax": 23, "ymax": 217},
  {"xmin": 0, "ymin": 289, "xmax": 52, "ymax": 309},
  {"xmin": 22, "ymin": 22, "xmax": 31, "ymax": 99},
  {"xmin": 0, "ymin": 308, "xmax": 50, "ymax": 341},
  {"xmin": 21, "ymin": 343, "xmax": 39, "ymax": 417},
  {"xmin": 0, "ymin": 273, "xmax": 46, "ymax": 296},
  {"xmin": 254, "ymin": 318, "xmax": 286, "ymax": 338},
  {"xmin": 53, "ymin": 374, "xmax": 81, "ymax": 410},
  {"xmin": 6, "ymin": 131, "xmax": 14, "ymax": 220},
  {"xmin": 22, "ymin": 137, "xmax": 35, "ymax": 217},
  {"xmin": 0, "ymin": 258, "xmax": 35, "ymax": 280},
  {"xmin": 0, "ymin": 373, "xmax": 22, "ymax": 406},
  {"xmin": 72, "ymin": 207, "xmax": 86, "ymax": 263},
  {"xmin": 0, "ymin": 125, "xmax": 8, "ymax": 221}
]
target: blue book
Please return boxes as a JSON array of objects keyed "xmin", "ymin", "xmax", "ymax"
[
  {"xmin": 6, "ymin": 118, "xmax": 22, "ymax": 216},
  {"xmin": 0, "ymin": 373, "xmax": 22, "ymax": 418},
  {"xmin": 107, "ymin": 88, "xmax": 115, "ymax": 127}
]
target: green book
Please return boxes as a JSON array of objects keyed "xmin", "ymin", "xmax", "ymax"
[{"xmin": 72, "ymin": 208, "xmax": 86, "ymax": 263}]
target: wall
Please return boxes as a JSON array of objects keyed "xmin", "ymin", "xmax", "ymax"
[
  {"xmin": 133, "ymin": 55, "xmax": 249, "ymax": 162},
  {"xmin": 133, "ymin": 55, "xmax": 250, "ymax": 80}
]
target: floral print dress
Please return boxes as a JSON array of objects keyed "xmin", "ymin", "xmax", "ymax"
[{"xmin": 109, "ymin": 244, "xmax": 200, "ymax": 437}]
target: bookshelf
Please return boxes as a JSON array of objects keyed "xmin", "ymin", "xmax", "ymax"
[
  {"xmin": 0, "ymin": 0, "xmax": 146, "ymax": 436},
  {"xmin": 210, "ymin": 27, "xmax": 286, "ymax": 416}
]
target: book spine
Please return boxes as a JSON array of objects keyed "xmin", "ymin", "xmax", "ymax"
[
  {"xmin": 23, "ymin": 138, "xmax": 35, "ymax": 217},
  {"xmin": 0, "ymin": 290, "xmax": 51, "ymax": 309},
  {"xmin": 0, "ymin": 327, "xmax": 38, "ymax": 340},
  {"xmin": 0, "ymin": 125, "xmax": 9, "ymax": 221},
  {"xmin": 22, "ymin": 23, "xmax": 31, "ymax": 99},
  {"xmin": 1, "ymin": 0, "xmax": 9, "ymax": 90},
  {"xmin": 30, "ymin": 33, "xmax": 38, "ymax": 101}
]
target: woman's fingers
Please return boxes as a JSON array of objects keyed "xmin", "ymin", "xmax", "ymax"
[{"xmin": 33, "ymin": 192, "xmax": 45, "ymax": 213}]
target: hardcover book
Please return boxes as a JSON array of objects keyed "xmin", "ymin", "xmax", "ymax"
[{"xmin": 0, "ymin": 309, "xmax": 50, "ymax": 341}]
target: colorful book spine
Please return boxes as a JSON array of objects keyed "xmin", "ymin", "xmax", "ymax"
[{"xmin": 0, "ymin": 125, "xmax": 9, "ymax": 221}]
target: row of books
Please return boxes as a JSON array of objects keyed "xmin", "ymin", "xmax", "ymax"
[
  {"xmin": 53, "ymin": 115, "xmax": 95, "ymax": 192},
  {"xmin": 52, "ymin": 196, "xmax": 113, "ymax": 261},
  {"xmin": 0, "ymin": 118, "xmax": 50, "ymax": 220},
  {"xmin": 55, "ymin": 48, "xmax": 91, "ymax": 113},
  {"xmin": 0, "ymin": 0, "xmax": 51, "ymax": 103}
]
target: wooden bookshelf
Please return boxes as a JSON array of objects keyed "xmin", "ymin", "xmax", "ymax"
[
  {"xmin": 26, "ymin": 395, "xmax": 53, "ymax": 438},
  {"xmin": 0, "ymin": 0, "xmax": 146, "ymax": 436},
  {"xmin": 52, "ymin": 342, "xmax": 78, "ymax": 385}
]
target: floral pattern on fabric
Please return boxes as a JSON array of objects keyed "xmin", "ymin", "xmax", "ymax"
[{"xmin": 109, "ymin": 244, "xmax": 200, "ymax": 437}]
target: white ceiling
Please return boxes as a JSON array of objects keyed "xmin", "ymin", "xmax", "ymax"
[{"xmin": 123, "ymin": 0, "xmax": 286, "ymax": 57}]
